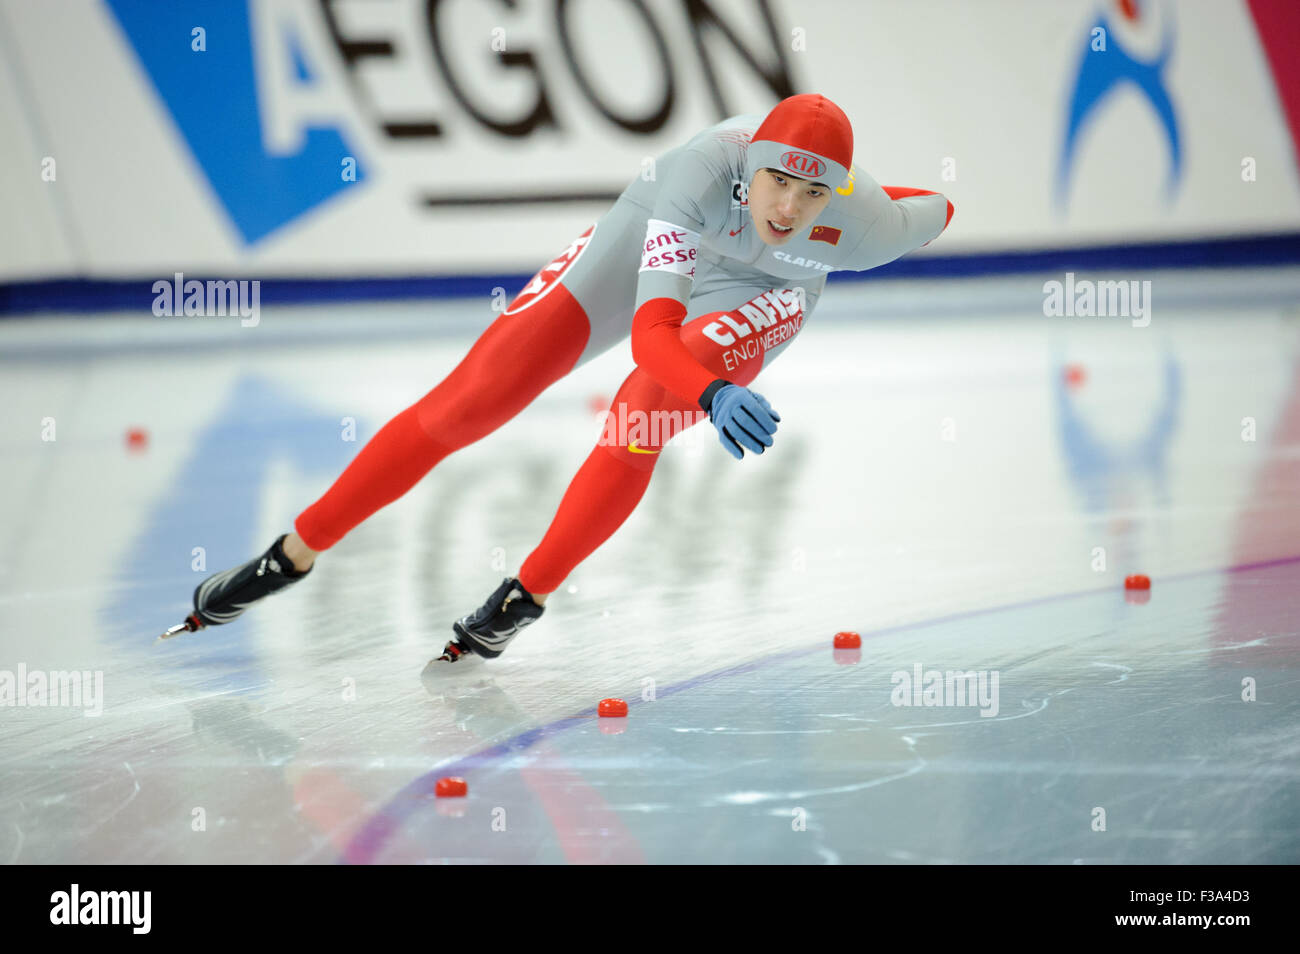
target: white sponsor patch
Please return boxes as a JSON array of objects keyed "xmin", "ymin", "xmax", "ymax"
[
  {"xmin": 639, "ymin": 218, "xmax": 699, "ymax": 277},
  {"xmin": 730, "ymin": 179, "xmax": 749, "ymax": 208},
  {"xmin": 504, "ymin": 224, "xmax": 595, "ymax": 315}
]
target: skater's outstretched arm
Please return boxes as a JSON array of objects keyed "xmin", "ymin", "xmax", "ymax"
[{"xmin": 845, "ymin": 171, "xmax": 955, "ymax": 270}]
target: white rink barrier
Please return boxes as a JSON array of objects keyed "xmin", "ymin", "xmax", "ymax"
[{"xmin": 1, "ymin": 0, "xmax": 1298, "ymax": 284}]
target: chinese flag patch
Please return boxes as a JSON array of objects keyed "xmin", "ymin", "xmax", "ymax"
[{"xmin": 809, "ymin": 225, "xmax": 842, "ymax": 245}]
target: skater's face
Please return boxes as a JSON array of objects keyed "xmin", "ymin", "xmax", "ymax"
[{"xmin": 749, "ymin": 168, "xmax": 832, "ymax": 246}]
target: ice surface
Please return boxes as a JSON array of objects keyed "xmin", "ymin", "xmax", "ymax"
[{"xmin": 1, "ymin": 269, "xmax": 1298, "ymax": 863}]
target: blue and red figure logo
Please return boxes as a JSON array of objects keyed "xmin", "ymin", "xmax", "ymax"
[{"xmin": 1058, "ymin": 0, "xmax": 1181, "ymax": 206}]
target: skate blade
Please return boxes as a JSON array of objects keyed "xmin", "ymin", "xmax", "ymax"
[
  {"xmin": 420, "ymin": 640, "xmax": 485, "ymax": 679},
  {"xmin": 157, "ymin": 615, "xmax": 203, "ymax": 642}
]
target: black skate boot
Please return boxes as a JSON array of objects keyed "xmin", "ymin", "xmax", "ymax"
[
  {"xmin": 158, "ymin": 534, "xmax": 311, "ymax": 639},
  {"xmin": 438, "ymin": 577, "xmax": 544, "ymax": 663}
]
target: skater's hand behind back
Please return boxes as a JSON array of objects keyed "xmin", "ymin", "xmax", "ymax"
[{"xmin": 707, "ymin": 384, "xmax": 780, "ymax": 460}]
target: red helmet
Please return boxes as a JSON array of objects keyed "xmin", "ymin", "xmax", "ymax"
[{"xmin": 746, "ymin": 94, "xmax": 854, "ymax": 189}]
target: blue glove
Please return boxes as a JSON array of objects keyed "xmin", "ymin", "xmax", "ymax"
[{"xmin": 707, "ymin": 384, "xmax": 780, "ymax": 460}]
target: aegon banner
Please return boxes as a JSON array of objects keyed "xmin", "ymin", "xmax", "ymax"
[{"xmin": 1, "ymin": 0, "xmax": 1297, "ymax": 282}]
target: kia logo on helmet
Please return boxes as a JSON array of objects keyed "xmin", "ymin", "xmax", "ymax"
[{"xmin": 780, "ymin": 151, "xmax": 825, "ymax": 178}]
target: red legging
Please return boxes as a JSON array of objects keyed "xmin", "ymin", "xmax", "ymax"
[
  {"xmin": 517, "ymin": 312, "xmax": 767, "ymax": 593},
  {"xmin": 296, "ymin": 288, "xmax": 775, "ymax": 593},
  {"xmin": 515, "ymin": 369, "xmax": 695, "ymax": 594},
  {"xmin": 294, "ymin": 283, "xmax": 590, "ymax": 550}
]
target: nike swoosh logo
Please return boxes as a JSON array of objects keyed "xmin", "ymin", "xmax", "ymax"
[
  {"xmin": 628, "ymin": 441, "xmax": 660, "ymax": 455},
  {"xmin": 729, "ymin": 225, "xmax": 746, "ymax": 236},
  {"xmin": 487, "ymin": 616, "xmax": 538, "ymax": 640}
]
